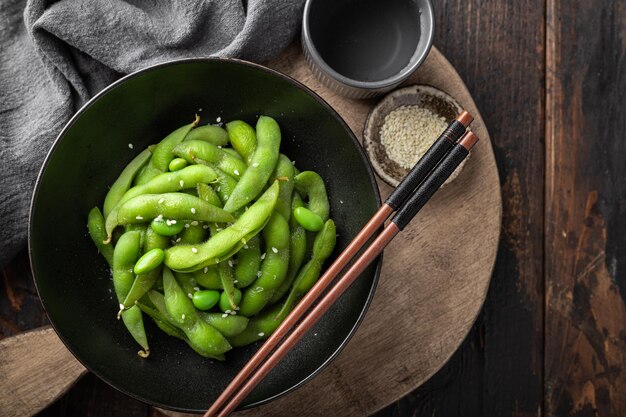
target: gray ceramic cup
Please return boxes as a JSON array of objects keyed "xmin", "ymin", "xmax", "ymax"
[{"xmin": 302, "ymin": 0, "xmax": 434, "ymax": 99}]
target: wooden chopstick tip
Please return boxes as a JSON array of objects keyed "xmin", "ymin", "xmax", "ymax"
[
  {"xmin": 456, "ymin": 111, "xmax": 474, "ymax": 128},
  {"xmin": 459, "ymin": 131, "xmax": 479, "ymax": 150}
]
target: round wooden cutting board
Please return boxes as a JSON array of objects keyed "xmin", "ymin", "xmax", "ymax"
[
  {"xmin": 161, "ymin": 44, "xmax": 501, "ymax": 416},
  {"xmin": 0, "ymin": 44, "xmax": 500, "ymax": 417}
]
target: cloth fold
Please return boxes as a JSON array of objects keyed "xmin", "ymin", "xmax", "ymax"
[{"xmin": 0, "ymin": 0, "xmax": 304, "ymax": 268}]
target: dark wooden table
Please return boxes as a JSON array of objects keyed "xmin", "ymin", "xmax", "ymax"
[{"xmin": 2, "ymin": 1, "xmax": 625, "ymax": 416}]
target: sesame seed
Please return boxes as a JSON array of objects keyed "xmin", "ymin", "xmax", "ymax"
[
  {"xmin": 155, "ymin": 214, "xmax": 163, "ymax": 221},
  {"xmin": 216, "ymin": 186, "xmax": 221, "ymax": 192},
  {"xmin": 175, "ymin": 237, "xmax": 181, "ymax": 242},
  {"xmin": 217, "ymin": 145, "xmax": 222, "ymax": 149},
  {"xmin": 215, "ymin": 257, "xmax": 220, "ymax": 263},
  {"xmin": 380, "ymin": 105, "xmax": 448, "ymax": 170},
  {"xmin": 225, "ymin": 310, "xmax": 232, "ymax": 314},
  {"xmin": 261, "ymin": 253, "xmax": 266, "ymax": 260},
  {"xmin": 135, "ymin": 215, "xmax": 143, "ymax": 220},
  {"xmin": 182, "ymin": 314, "xmax": 186, "ymax": 320},
  {"xmin": 191, "ymin": 247, "xmax": 198, "ymax": 253},
  {"xmin": 271, "ymin": 247, "xmax": 278, "ymax": 253},
  {"xmin": 256, "ymin": 270, "xmax": 262, "ymax": 277},
  {"xmin": 340, "ymin": 200, "xmax": 344, "ymax": 204},
  {"xmin": 187, "ymin": 293, "xmax": 193, "ymax": 299},
  {"xmin": 228, "ymin": 259, "xmax": 233, "ymax": 267},
  {"xmin": 128, "ymin": 143, "xmax": 134, "ymax": 149},
  {"xmin": 119, "ymin": 303, "xmax": 125, "ymax": 310},
  {"xmin": 243, "ymin": 244, "xmax": 249, "ymax": 249},
  {"xmin": 193, "ymin": 287, "xmax": 200, "ymax": 291},
  {"xmin": 216, "ymin": 227, "xmax": 222, "ymax": 231},
  {"xmin": 198, "ymin": 108, "xmax": 203, "ymax": 111},
  {"xmin": 179, "ymin": 180, "xmax": 184, "ymax": 187},
  {"xmin": 252, "ymin": 162, "xmax": 259, "ymax": 167},
  {"xmin": 222, "ymin": 313, "xmax": 228, "ymax": 318},
  {"xmin": 258, "ymin": 332, "xmax": 265, "ymax": 337},
  {"xmin": 230, "ymin": 311, "xmax": 237, "ymax": 315},
  {"xmin": 191, "ymin": 208, "xmax": 196, "ymax": 214},
  {"xmin": 234, "ymin": 169, "xmax": 240, "ymax": 175},
  {"xmin": 291, "ymin": 160, "xmax": 296, "ymax": 165},
  {"xmin": 203, "ymin": 224, "xmax": 209, "ymax": 229},
  {"xmin": 233, "ymin": 279, "xmax": 238, "ymax": 284},
  {"xmin": 204, "ymin": 267, "xmax": 208, "ymax": 273},
  {"xmin": 216, "ymin": 116, "xmax": 221, "ymax": 123},
  {"xmin": 191, "ymin": 221, "xmax": 199, "ymax": 226},
  {"xmin": 184, "ymin": 223, "xmax": 190, "ymax": 228}
]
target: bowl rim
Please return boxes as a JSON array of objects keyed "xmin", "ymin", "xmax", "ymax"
[
  {"xmin": 28, "ymin": 56, "xmax": 383, "ymax": 412},
  {"xmin": 302, "ymin": 0, "xmax": 435, "ymax": 90}
]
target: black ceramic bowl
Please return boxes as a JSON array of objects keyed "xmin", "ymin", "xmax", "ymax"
[{"xmin": 29, "ymin": 58, "xmax": 381, "ymax": 412}]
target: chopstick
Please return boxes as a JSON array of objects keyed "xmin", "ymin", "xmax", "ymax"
[{"xmin": 204, "ymin": 112, "xmax": 475, "ymax": 417}]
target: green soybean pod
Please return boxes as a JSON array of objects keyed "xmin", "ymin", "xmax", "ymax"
[
  {"xmin": 271, "ymin": 154, "xmax": 295, "ymax": 221},
  {"xmin": 270, "ymin": 193, "xmax": 308, "ymax": 304},
  {"xmin": 122, "ymin": 227, "xmax": 169, "ymax": 308},
  {"xmin": 151, "ymin": 217, "xmax": 185, "ymax": 236},
  {"xmin": 229, "ymin": 302, "xmax": 291, "ymax": 347},
  {"xmin": 116, "ymin": 193, "xmax": 235, "ymax": 226},
  {"xmin": 112, "ymin": 231, "xmax": 150, "ymax": 357},
  {"xmin": 234, "ymin": 235, "xmax": 261, "ymax": 288},
  {"xmin": 239, "ymin": 212, "xmax": 290, "ymax": 316},
  {"xmin": 137, "ymin": 301, "xmax": 187, "ymax": 339},
  {"xmin": 103, "ymin": 147, "xmax": 152, "ymax": 218},
  {"xmin": 87, "ymin": 207, "xmax": 114, "ymax": 267},
  {"xmin": 135, "ymin": 115, "xmax": 200, "ymax": 185},
  {"xmin": 218, "ymin": 260, "xmax": 238, "ymax": 309},
  {"xmin": 179, "ymin": 222, "xmax": 207, "ymax": 245},
  {"xmin": 168, "ymin": 157, "xmax": 188, "ymax": 172},
  {"xmin": 293, "ymin": 206, "xmax": 324, "ymax": 232},
  {"xmin": 133, "ymin": 248, "xmax": 164, "ymax": 275},
  {"xmin": 104, "ymin": 165, "xmax": 220, "ymax": 241},
  {"xmin": 164, "ymin": 181, "xmax": 280, "ymax": 272},
  {"xmin": 194, "ymin": 265, "xmax": 223, "ymax": 289},
  {"xmin": 162, "ymin": 267, "xmax": 231, "ymax": 359},
  {"xmin": 198, "ymin": 312, "xmax": 249, "ymax": 338},
  {"xmin": 192, "ymin": 290, "xmax": 220, "ymax": 310},
  {"xmin": 278, "ymin": 219, "xmax": 337, "ymax": 318},
  {"xmin": 185, "ymin": 124, "xmax": 229, "ymax": 146},
  {"xmin": 222, "ymin": 148, "xmax": 243, "ymax": 161},
  {"xmin": 174, "ymin": 271, "xmax": 200, "ymax": 297},
  {"xmin": 294, "ymin": 171, "xmax": 330, "ymax": 222},
  {"xmin": 197, "ymin": 183, "xmax": 222, "ymax": 208},
  {"xmin": 219, "ymin": 287, "xmax": 242, "ymax": 313},
  {"xmin": 146, "ymin": 290, "xmax": 227, "ymax": 358},
  {"xmin": 225, "ymin": 120, "xmax": 256, "ymax": 163},
  {"xmin": 172, "ymin": 140, "xmax": 247, "ymax": 179},
  {"xmin": 222, "ymin": 116, "xmax": 281, "ymax": 213}
]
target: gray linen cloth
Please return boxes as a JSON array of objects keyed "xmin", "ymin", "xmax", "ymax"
[{"xmin": 0, "ymin": 0, "xmax": 304, "ymax": 268}]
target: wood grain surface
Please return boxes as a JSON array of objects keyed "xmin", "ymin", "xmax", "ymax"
[{"xmin": 2, "ymin": 0, "xmax": 624, "ymax": 416}]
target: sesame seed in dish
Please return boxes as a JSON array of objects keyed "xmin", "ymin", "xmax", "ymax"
[{"xmin": 379, "ymin": 106, "xmax": 448, "ymax": 170}]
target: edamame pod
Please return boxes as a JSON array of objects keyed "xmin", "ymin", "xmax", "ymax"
[
  {"xmin": 294, "ymin": 171, "xmax": 330, "ymax": 221},
  {"xmin": 164, "ymin": 181, "xmax": 280, "ymax": 271},
  {"xmin": 103, "ymin": 148, "xmax": 152, "ymax": 217},
  {"xmin": 234, "ymin": 235, "xmax": 261, "ymax": 288},
  {"xmin": 116, "ymin": 193, "xmax": 235, "ymax": 226},
  {"xmin": 198, "ymin": 312, "xmax": 249, "ymax": 338},
  {"xmin": 229, "ymin": 302, "xmax": 291, "ymax": 347},
  {"xmin": 87, "ymin": 207, "xmax": 114, "ymax": 267},
  {"xmin": 270, "ymin": 193, "xmax": 308, "ymax": 304},
  {"xmin": 104, "ymin": 165, "xmax": 220, "ymax": 241},
  {"xmin": 162, "ymin": 267, "xmax": 231, "ymax": 359},
  {"xmin": 112, "ymin": 231, "xmax": 150, "ymax": 357},
  {"xmin": 225, "ymin": 120, "xmax": 256, "ymax": 163},
  {"xmin": 278, "ymin": 219, "xmax": 336, "ymax": 318},
  {"xmin": 135, "ymin": 116, "xmax": 200, "ymax": 185},
  {"xmin": 271, "ymin": 154, "xmax": 295, "ymax": 221},
  {"xmin": 223, "ymin": 116, "xmax": 281, "ymax": 212},
  {"xmin": 122, "ymin": 227, "xmax": 169, "ymax": 308},
  {"xmin": 239, "ymin": 212, "xmax": 290, "ymax": 316},
  {"xmin": 185, "ymin": 124, "xmax": 229, "ymax": 146},
  {"xmin": 173, "ymin": 140, "xmax": 247, "ymax": 180}
]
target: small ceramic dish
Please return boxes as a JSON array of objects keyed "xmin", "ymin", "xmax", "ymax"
[{"xmin": 363, "ymin": 84, "xmax": 467, "ymax": 187}]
